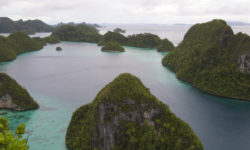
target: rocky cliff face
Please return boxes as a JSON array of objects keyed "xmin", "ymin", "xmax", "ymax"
[
  {"xmin": 97, "ymin": 100, "xmax": 160, "ymax": 150},
  {"xmin": 0, "ymin": 73, "xmax": 39, "ymax": 111},
  {"xmin": 66, "ymin": 73, "xmax": 203, "ymax": 150},
  {"xmin": 238, "ymin": 54, "xmax": 250, "ymax": 73},
  {"xmin": 0, "ymin": 94, "xmax": 17, "ymax": 109}
]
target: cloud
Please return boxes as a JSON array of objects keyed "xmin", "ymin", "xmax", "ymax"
[{"xmin": 0, "ymin": 0, "xmax": 249, "ymax": 24}]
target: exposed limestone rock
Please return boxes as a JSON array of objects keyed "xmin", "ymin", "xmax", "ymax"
[
  {"xmin": 0, "ymin": 73, "xmax": 39, "ymax": 111},
  {"xmin": 238, "ymin": 54, "xmax": 250, "ymax": 72},
  {"xmin": 0, "ymin": 94, "xmax": 18, "ymax": 110},
  {"xmin": 66, "ymin": 73, "xmax": 203, "ymax": 150}
]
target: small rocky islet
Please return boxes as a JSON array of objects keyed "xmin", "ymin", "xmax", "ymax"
[
  {"xmin": 66, "ymin": 73, "xmax": 203, "ymax": 150},
  {"xmin": 56, "ymin": 46, "xmax": 62, "ymax": 51}
]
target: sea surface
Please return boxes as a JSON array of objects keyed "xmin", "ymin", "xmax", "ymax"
[{"xmin": 0, "ymin": 25, "xmax": 250, "ymax": 150}]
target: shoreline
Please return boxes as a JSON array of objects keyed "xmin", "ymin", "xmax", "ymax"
[{"xmin": 163, "ymin": 64, "xmax": 250, "ymax": 103}]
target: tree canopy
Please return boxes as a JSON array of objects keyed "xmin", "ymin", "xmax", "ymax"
[
  {"xmin": 157, "ymin": 38, "xmax": 175, "ymax": 52},
  {"xmin": 113, "ymin": 28, "xmax": 126, "ymax": 33},
  {"xmin": 99, "ymin": 31, "xmax": 174, "ymax": 49},
  {"xmin": 162, "ymin": 19, "xmax": 250, "ymax": 100},
  {"xmin": 0, "ymin": 116, "xmax": 29, "ymax": 150},
  {"xmin": 101, "ymin": 42, "xmax": 125, "ymax": 52},
  {"xmin": 52, "ymin": 24, "xmax": 101, "ymax": 42}
]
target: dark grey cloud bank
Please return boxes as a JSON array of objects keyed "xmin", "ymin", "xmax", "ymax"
[{"xmin": 0, "ymin": 0, "xmax": 249, "ymax": 24}]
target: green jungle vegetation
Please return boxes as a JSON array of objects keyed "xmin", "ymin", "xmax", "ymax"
[
  {"xmin": 0, "ymin": 32, "xmax": 60, "ymax": 63},
  {"xmin": 98, "ymin": 31, "xmax": 163, "ymax": 48},
  {"xmin": 0, "ymin": 17, "xmax": 54, "ymax": 33},
  {"xmin": 52, "ymin": 25, "xmax": 175, "ymax": 50},
  {"xmin": 66, "ymin": 73, "xmax": 203, "ymax": 150},
  {"xmin": 98, "ymin": 31, "xmax": 175, "ymax": 49},
  {"xmin": 113, "ymin": 28, "xmax": 126, "ymax": 33},
  {"xmin": 0, "ymin": 32, "xmax": 44, "ymax": 62},
  {"xmin": 0, "ymin": 36, "xmax": 16, "ymax": 62},
  {"xmin": 157, "ymin": 38, "xmax": 175, "ymax": 52},
  {"xmin": 0, "ymin": 73, "xmax": 39, "ymax": 110},
  {"xmin": 126, "ymin": 33, "xmax": 161, "ymax": 48},
  {"xmin": 51, "ymin": 24, "xmax": 101, "ymax": 42},
  {"xmin": 0, "ymin": 117, "xmax": 29, "ymax": 150},
  {"xmin": 162, "ymin": 19, "xmax": 250, "ymax": 100},
  {"xmin": 43, "ymin": 35, "xmax": 60, "ymax": 44},
  {"xmin": 8, "ymin": 32, "xmax": 43, "ymax": 54},
  {"xmin": 101, "ymin": 42, "xmax": 125, "ymax": 52},
  {"xmin": 98, "ymin": 31, "xmax": 127, "ymax": 46},
  {"xmin": 33, "ymin": 35, "xmax": 60, "ymax": 46}
]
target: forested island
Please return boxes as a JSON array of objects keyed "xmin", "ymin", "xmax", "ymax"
[
  {"xmin": 0, "ymin": 17, "xmax": 175, "ymax": 51},
  {"xmin": 0, "ymin": 32, "xmax": 43, "ymax": 62},
  {"xmin": 157, "ymin": 38, "xmax": 175, "ymax": 52},
  {"xmin": 51, "ymin": 24, "xmax": 101, "ymax": 42},
  {"xmin": 0, "ymin": 73, "xmax": 39, "ymax": 111},
  {"xmin": 66, "ymin": 73, "xmax": 203, "ymax": 150},
  {"xmin": 0, "ymin": 31, "xmax": 59, "ymax": 62},
  {"xmin": 101, "ymin": 42, "xmax": 125, "ymax": 52},
  {"xmin": 162, "ymin": 19, "xmax": 250, "ymax": 101},
  {"xmin": 52, "ymin": 25, "xmax": 175, "ymax": 50}
]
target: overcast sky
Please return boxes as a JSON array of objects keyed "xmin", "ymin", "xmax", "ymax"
[{"xmin": 0, "ymin": 0, "xmax": 250, "ymax": 24}]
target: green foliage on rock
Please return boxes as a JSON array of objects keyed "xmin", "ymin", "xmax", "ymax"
[
  {"xmin": 157, "ymin": 38, "xmax": 175, "ymax": 52},
  {"xmin": 162, "ymin": 19, "xmax": 250, "ymax": 100},
  {"xmin": 0, "ymin": 116, "xmax": 29, "ymax": 150},
  {"xmin": 99, "ymin": 31, "xmax": 174, "ymax": 49},
  {"xmin": 32, "ymin": 35, "xmax": 60, "ymax": 46},
  {"xmin": 0, "ymin": 36, "xmax": 16, "ymax": 62},
  {"xmin": 113, "ymin": 28, "xmax": 126, "ymax": 33},
  {"xmin": 51, "ymin": 24, "xmax": 101, "ymax": 42},
  {"xmin": 98, "ymin": 31, "xmax": 127, "ymax": 45},
  {"xmin": 0, "ymin": 73, "xmax": 39, "ymax": 110},
  {"xmin": 66, "ymin": 73, "xmax": 203, "ymax": 150},
  {"xmin": 43, "ymin": 35, "xmax": 60, "ymax": 44},
  {"xmin": 126, "ymin": 33, "xmax": 161, "ymax": 48},
  {"xmin": 52, "ymin": 23, "xmax": 174, "ymax": 49},
  {"xmin": 8, "ymin": 32, "xmax": 43, "ymax": 54},
  {"xmin": 101, "ymin": 42, "xmax": 125, "ymax": 52},
  {"xmin": 0, "ymin": 32, "xmax": 45, "ymax": 62}
]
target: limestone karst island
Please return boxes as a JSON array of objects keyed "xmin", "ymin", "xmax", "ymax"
[{"xmin": 0, "ymin": 0, "xmax": 250, "ymax": 150}]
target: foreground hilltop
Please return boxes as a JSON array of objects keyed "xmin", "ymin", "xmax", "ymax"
[
  {"xmin": 162, "ymin": 19, "xmax": 250, "ymax": 100},
  {"xmin": 0, "ymin": 73, "xmax": 39, "ymax": 111},
  {"xmin": 66, "ymin": 73, "xmax": 203, "ymax": 150}
]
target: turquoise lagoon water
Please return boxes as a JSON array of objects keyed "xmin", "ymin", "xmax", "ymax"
[{"xmin": 1, "ymin": 31, "xmax": 250, "ymax": 149}]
